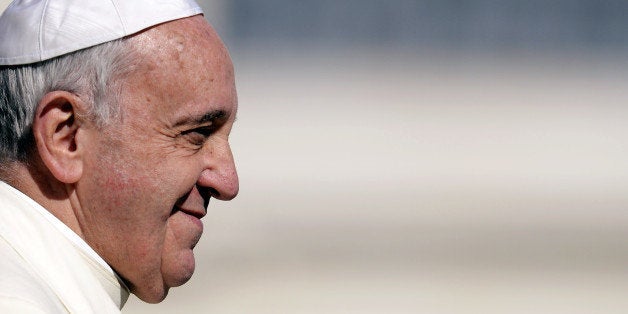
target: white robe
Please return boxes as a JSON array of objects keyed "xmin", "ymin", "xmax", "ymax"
[{"xmin": 0, "ymin": 181, "xmax": 130, "ymax": 313}]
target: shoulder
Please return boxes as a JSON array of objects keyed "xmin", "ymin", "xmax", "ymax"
[
  {"xmin": 0, "ymin": 296, "xmax": 50, "ymax": 314},
  {"xmin": 0, "ymin": 237, "xmax": 67, "ymax": 313}
]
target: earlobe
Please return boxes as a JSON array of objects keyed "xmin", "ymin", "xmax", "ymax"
[{"xmin": 32, "ymin": 91, "xmax": 86, "ymax": 184}]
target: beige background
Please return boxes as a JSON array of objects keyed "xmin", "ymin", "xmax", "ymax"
[{"xmin": 3, "ymin": 1, "xmax": 628, "ymax": 313}]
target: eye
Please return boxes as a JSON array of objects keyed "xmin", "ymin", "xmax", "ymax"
[{"xmin": 181, "ymin": 126, "xmax": 215, "ymax": 146}]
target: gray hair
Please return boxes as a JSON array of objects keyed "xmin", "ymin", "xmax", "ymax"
[{"xmin": 0, "ymin": 39, "xmax": 137, "ymax": 163}]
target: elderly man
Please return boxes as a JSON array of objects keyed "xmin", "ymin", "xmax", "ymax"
[{"xmin": 0, "ymin": 0, "xmax": 239, "ymax": 312}]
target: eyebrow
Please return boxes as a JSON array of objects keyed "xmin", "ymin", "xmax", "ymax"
[{"xmin": 173, "ymin": 109, "xmax": 227, "ymax": 128}]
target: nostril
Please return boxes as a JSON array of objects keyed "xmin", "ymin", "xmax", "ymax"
[
  {"xmin": 209, "ymin": 188, "xmax": 220, "ymax": 198},
  {"xmin": 197, "ymin": 186, "xmax": 219, "ymax": 207}
]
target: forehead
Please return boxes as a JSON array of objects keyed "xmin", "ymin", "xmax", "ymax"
[{"xmin": 121, "ymin": 16, "xmax": 236, "ymax": 123}]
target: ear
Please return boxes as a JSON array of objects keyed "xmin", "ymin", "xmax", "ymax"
[{"xmin": 32, "ymin": 91, "xmax": 86, "ymax": 184}]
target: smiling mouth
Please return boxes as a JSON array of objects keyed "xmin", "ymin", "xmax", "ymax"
[
  {"xmin": 172, "ymin": 189, "xmax": 210, "ymax": 219},
  {"xmin": 171, "ymin": 205, "xmax": 206, "ymax": 219},
  {"xmin": 170, "ymin": 204, "xmax": 205, "ymax": 249}
]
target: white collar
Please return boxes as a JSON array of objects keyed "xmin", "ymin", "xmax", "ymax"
[{"xmin": 0, "ymin": 181, "xmax": 130, "ymax": 309}]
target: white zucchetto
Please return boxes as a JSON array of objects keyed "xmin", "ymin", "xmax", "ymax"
[{"xmin": 0, "ymin": 0, "xmax": 203, "ymax": 65}]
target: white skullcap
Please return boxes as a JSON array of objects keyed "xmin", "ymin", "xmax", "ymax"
[{"xmin": 0, "ymin": 0, "xmax": 203, "ymax": 66}]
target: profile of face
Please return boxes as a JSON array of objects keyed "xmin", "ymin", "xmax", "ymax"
[{"xmin": 74, "ymin": 16, "xmax": 239, "ymax": 302}]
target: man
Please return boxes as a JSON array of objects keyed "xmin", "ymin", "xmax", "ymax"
[{"xmin": 0, "ymin": 0, "xmax": 239, "ymax": 312}]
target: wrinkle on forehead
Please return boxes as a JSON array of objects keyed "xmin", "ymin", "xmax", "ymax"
[
  {"xmin": 115, "ymin": 16, "xmax": 237, "ymax": 128},
  {"xmin": 129, "ymin": 16, "xmax": 232, "ymax": 77}
]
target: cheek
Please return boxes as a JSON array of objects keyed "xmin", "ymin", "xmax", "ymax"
[
  {"xmin": 88, "ymin": 135, "xmax": 206, "ymax": 287},
  {"xmin": 82, "ymin": 156, "xmax": 173, "ymax": 280},
  {"xmin": 159, "ymin": 213, "xmax": 201, "ymax": 287},
  {"xmin": 90, "ymin": 169, "xmax": 171, "ymax": 258}
]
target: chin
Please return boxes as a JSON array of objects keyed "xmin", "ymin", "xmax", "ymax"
[
  {"xmin": 163, "ymin": 249, "xmax": 197, "ymax": 288},
  {"xmin": 129, "ymin": 228, "xmax": 199, "ymax": 302},
  {"xmin": 170, "ymin": 260, "xmax": 196, "ymax": 288},
  {"xmin": 132, "ymin": 284, "xmax": 170, "ymax": 304},
  {"xmin": 130, "ymin": 252, "xmax": 196, "ymax": 303}
]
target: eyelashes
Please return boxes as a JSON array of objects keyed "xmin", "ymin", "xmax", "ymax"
[{"xmin": 180, "ymin": 126, "xmax": 216, "ymax": 146}]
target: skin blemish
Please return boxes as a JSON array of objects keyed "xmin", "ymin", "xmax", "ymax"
[{"xmin": 175, "ymin": 40, "xmax": 185, "ymax": 52}]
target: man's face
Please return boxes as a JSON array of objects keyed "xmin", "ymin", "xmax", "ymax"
[{"xmin": 74, "ymin": 16, "xmax": 238, "ymax": 302}]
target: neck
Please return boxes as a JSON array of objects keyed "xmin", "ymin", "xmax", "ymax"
[{"xmin": 2, "ymin": 160, "xmax": 85, "ymax": 239}]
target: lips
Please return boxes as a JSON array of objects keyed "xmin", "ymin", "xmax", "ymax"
[
  {"xmin": 175, "ymin": 205, "xmax": 206, "ymax": 220},
  {"xmin": 173, "ymin": 186, "xmax": 209, "ymax": 219},
  {"xmin": 170, "ymin": 188, "xmax": 208, "ymax": 249},
  {"xmin": 171, "ymin": 205, "xmax": 204, "ymax": 249}
]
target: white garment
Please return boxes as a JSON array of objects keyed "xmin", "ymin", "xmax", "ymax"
[{"xmin": 0, "ymin": 181, "xmax": 130, "ymax": 313}]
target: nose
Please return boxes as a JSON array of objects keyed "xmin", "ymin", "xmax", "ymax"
[{"xmin": 197, "ymin": 140, "xmax": 239, "ymax": 201}]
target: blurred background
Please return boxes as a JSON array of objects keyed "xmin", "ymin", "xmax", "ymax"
[{"xmin": 4, "ymin": 0, "xmax": 628, "ymax": 313}]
